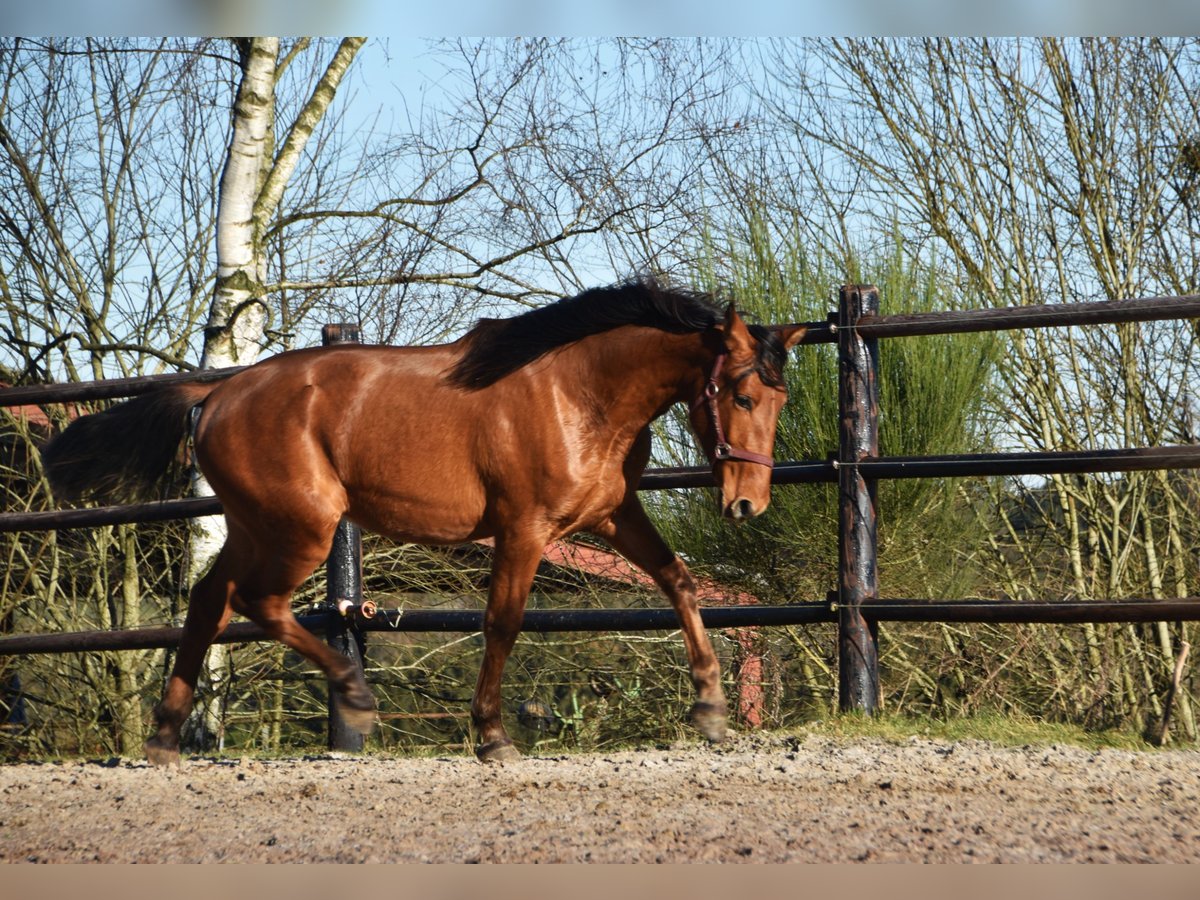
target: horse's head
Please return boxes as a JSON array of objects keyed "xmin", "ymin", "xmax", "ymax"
[{"xmin": 690, "ymin": 306, "xmax": 806, "ymax": 521}]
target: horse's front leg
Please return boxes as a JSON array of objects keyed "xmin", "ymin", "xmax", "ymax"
[
  {"xmin": 473, "ymin": 533, "xmax": 545, "ymax": 763},
  {"xmin": 594, "ymin": 498, "xmax": 728, "ymax": 743}
]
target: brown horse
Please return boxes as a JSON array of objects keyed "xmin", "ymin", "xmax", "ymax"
[{"xmin": 42, "ymin": 279, "xmax": 805, "ymax": 764}]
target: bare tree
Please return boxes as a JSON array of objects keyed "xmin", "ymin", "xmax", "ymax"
[
  {"xmin": 0, "ymin": 38, "xmax": 230, "ymax": 383},
  {"xmin": 756, "ymin": 37, "xmax": 1200, "ymax": 737},
  {"xmin": 0, "ymin": 38, "xmax": 233, "ymax": 753},
  {"xmin": 264, "ymin": 38, "xmax": 752, "ymax": 343}
]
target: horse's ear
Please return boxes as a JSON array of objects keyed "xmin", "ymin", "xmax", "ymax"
[
  {"xmin": 721, "ymin": 304, "xmax": 754, "ymax": 357},
  {"xmin": 772, "ymin": 323, "xmax": 807, "ymax": 351}
]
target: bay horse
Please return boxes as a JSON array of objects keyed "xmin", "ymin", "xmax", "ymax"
[{"xmin": 42, "ymin": 279, "xmax": 806, "ymax": 764}]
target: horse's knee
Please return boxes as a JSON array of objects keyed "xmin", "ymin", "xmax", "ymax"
[
  {"xmin": 660, "ymin": 558, "xmax": 698, "ymax": 599},
  {"xmin": 481, "ymin": 607, "xmax": 523, "ymax": 647}
]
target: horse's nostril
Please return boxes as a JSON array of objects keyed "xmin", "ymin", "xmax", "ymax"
[{"xmin": 726, "ymin": 497, "xmax": 757, "ymax": 520}]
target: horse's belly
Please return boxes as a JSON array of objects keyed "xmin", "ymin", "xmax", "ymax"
[{"xmin": 345, "ymin": 481, "xmax": 490, "ymax": 545}]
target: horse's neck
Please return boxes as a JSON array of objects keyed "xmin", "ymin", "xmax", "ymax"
[{"xmin": 576, "ymin": 328, "xmax": 712, "ymax": 426}]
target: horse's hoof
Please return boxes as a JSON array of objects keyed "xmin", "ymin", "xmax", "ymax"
[
  {"xmin": 334, "ymin": 679, "xmax": 377, "ymax": 736},
  {"xmin": 476, "ymin": 738, "xmax": 521, "ymax": 764},
  {"xmin": 144, "ymin": 737, "xmax": 181, "ymax": 768},
  {"xmin": 336, "ymin": 702, "xmax": 377, "ymax": 736},
  {"xmin": 689, "ymin": 701, "xmax": 728, "ymax": 743}
]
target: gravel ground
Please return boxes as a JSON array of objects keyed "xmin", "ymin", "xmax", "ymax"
[{"xmin": 2, "ymin": 732, "xmax": 1199, "ymax": 863}]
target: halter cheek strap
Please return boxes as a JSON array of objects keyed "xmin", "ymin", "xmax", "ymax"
[{"xmin": 690, "ymin": 351, "xmax": 775, "ymax": 470}]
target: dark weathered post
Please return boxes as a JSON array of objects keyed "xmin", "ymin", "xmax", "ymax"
[
  {"xmin": 837, "ymin": 285, "xmax": 880, "ymax": 713},
  {"xmin": 322, "ymin": 323, "xmax": 367, "ymax": 751}
]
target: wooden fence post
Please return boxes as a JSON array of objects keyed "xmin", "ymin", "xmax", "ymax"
[
  {"xmin": 321, "ymin": 323, "xmax": 368, "ymax": 751},
  {"xmin": 837, "ymin": 285, "xmax": 881, "ymax": 713}
]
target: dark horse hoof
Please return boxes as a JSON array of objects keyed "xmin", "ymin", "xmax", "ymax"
[
  {"xmin": 335, "ymin": 701, "xmax": 378, "ymax": 737},
  {"xmin": 144, "ymin": 737, "xmax": 181, "ymax": 768},
  {"xmin": 689, "ymin": 701, "xmax": 728, "ymax": 743},
  {"xmin": 334, "ymin": 675, "xmax": 378, "ymax": 736},
  {"xmin": 476, "ymin": 738, "xmax": 521, "ymax": 763}
]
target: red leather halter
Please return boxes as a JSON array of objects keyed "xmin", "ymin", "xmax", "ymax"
[{"xmin": 690, "ymin": 351, "xmax": 775, "ymax": 470}]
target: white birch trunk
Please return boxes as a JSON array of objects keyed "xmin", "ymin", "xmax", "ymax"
[{"xmin": 204, "ymin": 36, "xmax": 279, "ymax": 372}]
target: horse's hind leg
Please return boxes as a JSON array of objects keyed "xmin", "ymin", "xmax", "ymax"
[
  {"xmin": 244, "ymin": 596, "xmax": 377, "ymax": 737},
  {"xmin": 144, "ymin": 546, "xmax": 238, "ymax": 766},
  {"xmin": 594, "ymin": 498, "xmax": 729, "ymax": 743},
  {"xmin": 234, "ymin": 543, "xmax": 377, "ymax": 739},
  {"xmin": 145, "ymin": 526, "xmax": 375, "ymax": 766}
]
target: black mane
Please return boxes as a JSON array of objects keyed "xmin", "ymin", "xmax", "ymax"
[{"xmin": 448, "ymin": 279, "xmax": 725, "ymax": 390}]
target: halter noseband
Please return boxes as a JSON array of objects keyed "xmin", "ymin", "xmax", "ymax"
[{"xmin": 689, "ymin": 351, "xmax": 775, "ymax": 470}]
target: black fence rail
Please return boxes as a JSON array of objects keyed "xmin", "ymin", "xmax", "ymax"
[
  {"xmin": 11, "ymin": 445, "xmax": 1200, "ymax": 535},
  {"xmin": 4, "ymin": 289, "xmax": 1200, "ymax": 744}
]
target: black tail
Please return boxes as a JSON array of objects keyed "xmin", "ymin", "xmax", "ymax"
[{"xmin": 41, "ymin": 383, "xmax": 216, "ymax": 504}]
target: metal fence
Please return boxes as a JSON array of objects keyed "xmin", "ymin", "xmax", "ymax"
[{"xmin": 4, "ymin": 288, "xmax": 1200, "ymax": 745}]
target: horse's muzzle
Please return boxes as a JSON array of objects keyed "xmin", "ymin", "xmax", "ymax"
[{"xmin": 723, "ymin": 496, "xmax": 761, "ymax": 521}]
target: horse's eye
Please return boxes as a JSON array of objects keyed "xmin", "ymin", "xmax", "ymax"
[{"xmin": 734, "ymin": 394, "xmax": 753, "ymax": 411}]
